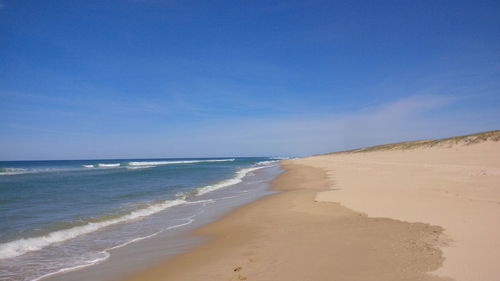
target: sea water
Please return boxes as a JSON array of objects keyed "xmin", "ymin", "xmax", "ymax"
[{"xmin": 0, "ymin": 157, "xmax": 281, "ymax": 281}]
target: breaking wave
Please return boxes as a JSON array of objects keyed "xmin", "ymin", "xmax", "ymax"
[
  {"xmin": 0, "ymin": 199, "xmax": 187, "ymax": 260},
  {"xmin": 255, "ymin": 160, "xmax": 280, "ymax": 166},
  {"xmin": 128, "ymin": 159, "xmax": 235, "ymax": 166},
  {"xmin": 196, "ymin": 166, "xmax": 266, "ymax": 195},
  {"xmin": 0, "ymin": 168, "xmax": 62, "ymax": 176},
  {"xmin": 0, "ymin": 168, "xmax": 29, "ymax": 175},
  {"xmin": 126, "ymin": 165, "xmax": 155, "ymax": 170},
  {"xmin": 97, "ymin": 163, "xmax": 120, "ymax": 167}
]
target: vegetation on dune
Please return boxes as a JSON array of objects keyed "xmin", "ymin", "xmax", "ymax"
[{"xmin": 328, "ymin": 130, "xmax": 500, "ymax": 154}]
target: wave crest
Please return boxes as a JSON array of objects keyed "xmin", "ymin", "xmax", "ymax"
[
  {"xmin": 126, "ymin": 165, "xmax": 155, "ymax": 170},
  {"xmin": 97, "ymin": 163, "xmax": 120, "ymax": 167},
  {"xmin": 196, "ymin": 166, "xmax": 265, "ymax": 195},
  {"xmin": 0, "ymin": 168, "xmax": 29, "ymax": 175},
  {"xmin": 255, "ymin": 160, "xmax": 280, "ymax": 166},
  {"xmin": 128, "ymin": 159, "xmax": 235, "ymax": 166},
  {"xmin": 0, "ymin": 199, "xmax": 186, "ymax": 260}
]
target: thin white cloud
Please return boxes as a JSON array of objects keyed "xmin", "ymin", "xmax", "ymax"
[
  {"xmin": 2, "ymin": 94, "xmax": 498, "ymax": 160},
  {"xmin": 147, "ymin": 94, "xmax": 492, "ymax": 157}
]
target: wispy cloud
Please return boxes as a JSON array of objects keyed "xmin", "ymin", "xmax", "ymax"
[
  {"xmin": 1, "ymin": 94, "xmax": 498, "ymax": 160},
  {"xmin": 148, "ymin": 94, "xmax": 495, "ymax": 157},
  {"xmin": 3, "ymin": 123, "xmax": 92, "ymax": 136}
]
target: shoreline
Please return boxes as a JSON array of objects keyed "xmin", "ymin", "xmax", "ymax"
[
  {"xmin": 43, "ymin": 165, "xmax": 281, "ymax": 281},
  {"xmin": 123, "ymin": 161, "xmax": 448, "ymax": 281},
  {"xmin": 43, "ymin": 134, "xmax": 499, "ymax": 281}
]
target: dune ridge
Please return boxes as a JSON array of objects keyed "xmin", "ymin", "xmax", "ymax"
[
  {"xmin": 299, "ymin": 130, "xmax": 500, "ymax": 281},
  {"xmin": 328, "ymin": 130, "xmax": 500, "ymax": 154}
]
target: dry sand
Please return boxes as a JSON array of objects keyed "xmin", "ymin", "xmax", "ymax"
[
  {"xmin": 123, "ymin": 163, "xmax": 450, "ymax": 281},
  {"xmin": 299, "ymin": 140, "xmax": 500, "ymax": 281}
]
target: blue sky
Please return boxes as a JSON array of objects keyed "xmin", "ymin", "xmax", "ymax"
[{"xmin": 1, "ymin": 0, "xmax": 499, "ymax": 160}]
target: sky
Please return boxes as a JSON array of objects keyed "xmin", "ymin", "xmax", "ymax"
[{"xmin": 1, "ymin": 0, "xmax": 499, "ymax": 160}]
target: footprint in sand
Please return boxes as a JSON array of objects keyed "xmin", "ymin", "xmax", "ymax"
[{"xmin": 231, "ymin": 266, "xmax": 247, "ymax": 280}]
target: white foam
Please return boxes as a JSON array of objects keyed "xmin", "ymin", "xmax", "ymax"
[
  {"xmin": 32, "ymin": 253, "xmax": 110, "ymax": 281},
  {"xmin": 105, "ymin": 232, "xmax": 162, "ymax": 252},
  {"xmin": 106, "ymin": 216, "xmax": 196, "ymax": 252},
  {"xmin": 126, "ymin": 165, "xmax": 155, "ymax": 170},
  {"xmin": 0, "ymin": 168, "xmax": 61, "ymax": 175},
  {"xmin": 128, "ymin": 159, "xmax": 235, "ymax": 166},
  {"xmin": 82, "ymin": 165, "xmax": 94, "ymax": 168},
  {"xmin": 32, "ymin": 216, "xmax": 198, "ymax": 281},
  {"xmin": 31, "ymin": 214, "xmax": 200, "ymax": 281},
  {"xmin": 184, "ymin": 199, "xmax": 216, "ymax": 205},
  {"xmin": 255, "ymin": 160, "xmax": 280, "ymax": 166},
  {"xmin": 97, "ymin": 163, "xmax": 120, "ymax": 167},
  {"xmin": 0, "ymin": 168, "xmax": 29, "ymax": 175},
  {"xmin": 0, "ymin": 199, "xmax": 186, "ymax": 260},
  {"xmin": 196, "ymin": 166, "xmax": 267, "ymax": 195}
]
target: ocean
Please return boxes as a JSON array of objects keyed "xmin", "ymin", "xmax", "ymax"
[{"xmin": 0, "ymin": 157, "xmax": 282, "ymax": 281}]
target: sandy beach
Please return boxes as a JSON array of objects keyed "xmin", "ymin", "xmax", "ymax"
[
  {"xmin": 123, "ymin": 163, "xmax": 447, "ymax": 281},
  {"xmin": 121, "ymin": 131, "xmax": 499, "ymax": 281},
  {"xmin": 3, "ymin": 2, "xmax": 499, "ymax": 281},
  {"xmin": 302, "ymin": 133, "xmax": 500, "ymax": 281}
]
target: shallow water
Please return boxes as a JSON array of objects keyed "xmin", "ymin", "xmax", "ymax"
[{"xmin": 0, "ymin": 157, "xmax": 281, "ymax": 281}]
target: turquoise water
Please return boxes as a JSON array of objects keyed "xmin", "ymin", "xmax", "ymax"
[{"xmin": 0, "ymin": 157, "xmax": 280, "ymax": 281}]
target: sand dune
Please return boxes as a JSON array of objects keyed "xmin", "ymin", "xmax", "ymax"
[{"xmin": 298, "ymin": 131, "xmax": 500, "ymax": 281}]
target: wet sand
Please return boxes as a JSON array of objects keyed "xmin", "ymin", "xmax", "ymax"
[{"xmin": 123, "ymin": 163, "xmax": 449, "ymax": 281}]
